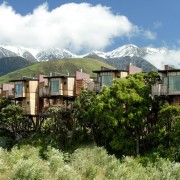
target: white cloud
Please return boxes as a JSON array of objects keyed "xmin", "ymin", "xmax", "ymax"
[
  {"xmin": 145, "ymin": 50, "xmax": 180, "ymax": 70},
  {"xmin": 0, "ymin": 2, "xmax": 155, "ymax": 53},
  {"xmin": 144, "ymin": 30, "xmax": 156, "ymax": 40}
]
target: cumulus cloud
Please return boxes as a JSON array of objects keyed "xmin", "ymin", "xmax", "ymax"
[
  {"xmin": 145, "ymin": 50, "xmax": 180, "ymax": 70},
  {"xmin": 0, "ymin": 2, "xmax": 155, "ymax": 53}
]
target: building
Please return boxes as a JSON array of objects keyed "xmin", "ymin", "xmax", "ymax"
[
  {"xmin": 0, "ymin": 65, "xmax": 142, "ymax": 115},
  {"xmin": 152, "ymin": 65, "xmax": 180, "ymax": 106},
  {"xmin": 92, "ymin": 64, "xmax": 142, "ymax": 91},
  {"xmin": 39, "ymin": 71, "xmax": 92, "ymax": 113},
  {"xmin": 0, "ymin": 83, "xmax": 14, "ymax": 99},
  {"xmin": 8, "ymin": 77, "xmax": 39, "ymax": 115}
]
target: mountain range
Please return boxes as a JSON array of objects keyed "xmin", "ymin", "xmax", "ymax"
[
  {"xmin": 0, "ymin": 44, "xmax": 170, "ymax": 73},
  {"xmin": 1, "ymin": 44, "xmax": 168, "ymax": 61}
]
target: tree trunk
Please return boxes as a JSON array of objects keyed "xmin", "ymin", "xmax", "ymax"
[{"xmin": 136, "ymin": 132, "xmax": 140, "ymax": 156}]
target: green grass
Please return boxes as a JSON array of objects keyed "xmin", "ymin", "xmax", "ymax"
[{"xmin": 0, "ymin": 58, "xmax": 115, "ymax": 84}]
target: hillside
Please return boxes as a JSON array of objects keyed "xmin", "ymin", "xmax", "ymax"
[
  {"xmin": 0, "ymin": 58, "xmax": 114, "ymax": 84},
  {"xmin": 103, "ymin": 56, "xmax": 157, "ymax": 72},
  {"xmin": 0, "ymin": 57, "xmax": 35, "ymax": 76}
]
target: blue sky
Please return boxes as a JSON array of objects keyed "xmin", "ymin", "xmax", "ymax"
[{"xmin": 0, "ymin": 0, "xmax": 180, "ymax": 53}]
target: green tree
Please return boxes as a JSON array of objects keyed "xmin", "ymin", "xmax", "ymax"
[
  {"xmin": 46, "ymin": 104, "xmax": 74, "ymax": 149},
  {"xmin": 0, "ymin": 104, "xmax": 23, "ymax": 136},
  {"xmin": 157, "ymin": 104, "xmax": 180, "ymax": 160},
  {"xmin": 89, "ymin": 72, "xmax": 158, "ymax": 156}
]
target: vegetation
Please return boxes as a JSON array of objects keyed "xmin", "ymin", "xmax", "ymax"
[
  {"xmin": 0, "ymin": 71, "xmax": 180, "ymax": 178},
  {"xmin": 0, "ymin": 145, "xmax": 179, "ymax": 180},
  {"xmin": 0, "ymin": 58, "xmax": 114, "ymax": 84},
  {"xmin": 73, "ymin": 72, "xmax": 180, "ymax": 161}
]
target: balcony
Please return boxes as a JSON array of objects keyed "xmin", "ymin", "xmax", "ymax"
[
  {"xmin": 152, "ymin": 84, "xmax": 180, "ymax": 96},
  {"xmin": 39, "ymin": 87, "xmax": 50, "ymax": 97},
  {"xmin": 88, "ymin": 82, "xmax": 101, "ymax": 92},
  {"xmin": 6, "ymin": 90, "xmax": 15, "ymax": 99}
]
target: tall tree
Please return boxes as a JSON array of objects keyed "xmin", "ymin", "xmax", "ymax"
[{"xmin": 89, "ymin": 72, "xmax": 157, "ymax": 156}]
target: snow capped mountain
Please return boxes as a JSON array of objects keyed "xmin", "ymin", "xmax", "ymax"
[
  {"xmin": 1, "ymin": 46, "xmax": 37, "ymax": 61},
  {"xmin": 36, "ymin": 48, "xmax": 78, "ymax": 61},
  {"xmin": 0, "ymin": 44, "xmax": 172, "ymax": 70},
  {"xmin": 0, "ymin": 47, "xmax": 17, "ymax": 58},
  {"xmin": 85, "ymin": 50, "xmax": 106, "ymax": 59},
  {"xmin": 106, "ymin": 44, "xmax": 168, "ymax": 59},
  {"xmin": 84, "ymin": 44, "xmax": 168, "ymax": 60},
  {"xmin": 105, "ymin": 44, "xmax": 142, "ymax": 58},
  {"xmin": 143, "ymin": 47, "xmax": 168, "ymax": 55}
]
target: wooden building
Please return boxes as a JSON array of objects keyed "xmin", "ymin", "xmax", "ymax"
[
  {"xmin": 92, "ymin": 64, "xmax": 142, "ymax": 91},
  {"xmin": 152, "ymin": 65, "xmax": 180, "ymax": 106},
  {"xmin": 9, "ymin": 77, "xmax": 39, "ymax": 115}
]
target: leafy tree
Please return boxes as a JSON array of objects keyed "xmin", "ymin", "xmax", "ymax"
[
  {"xmin": 46, "ymin": 104, "xmax": 74, "ymax": 149},
  {"xmin": 89, "ymin": 72, "xmax": 159, "ymax": 156},
  {"xmin": 73, "ymin": 90, "xmax": 96, "ymax": 130},
  {"xmin": 157, "ymin": 104, "xmax": 180, "ymax": 160},
  {"xmin": 0, "ymin": 104, "xmax": 23, "ymax": 136}
]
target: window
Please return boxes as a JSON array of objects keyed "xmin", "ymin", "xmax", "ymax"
[
  {"xmin": 101, "ymin": 75, "xmax": 112, "ymax": 87},
  {"xmin": 51, "ymin": 79, "xmax": 59, "ymax": 92},
  {"xmin": 15, "ymin": 83, "xmax": 22, "ymax": 95},
  {"xmin": 169, "ymin": 76, "xmax": 180, "ymax": 93}
]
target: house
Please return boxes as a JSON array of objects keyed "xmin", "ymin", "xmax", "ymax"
[
  {"xmin": 9, "ymin": 77, "xmax": 39, "ymax": 115},
  {"xmin": 152, "ymin": 65, "xmax": 180, "ymax": 106},
  {"xmin": 0, "ymin": 65, "xmax": 142, "ymax": 115},
  {"xmin": 39, "ymin": 71, "xmax": 92, "ymax": 113},
  {"xmin": 39, "ymin": 74, "xmax": 76, "ymax": 112},
  {"xmin": 0, "ymin": 83, "xmax": 14, "ymax": 99},
  {"xmin": 92, "ymin": 64, "xmax": 142, "ymax": 91}
]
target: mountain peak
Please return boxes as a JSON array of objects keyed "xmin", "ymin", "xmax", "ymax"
[
  {"xmin": 36, "ymin": 48, "xmax": 77, "ymax": 61},
  {"xmin": 106, "ymin": 44, "xmax": 141, "ymax": 58}
]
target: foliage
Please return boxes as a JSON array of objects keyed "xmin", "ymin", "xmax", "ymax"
[
  {"xmin": 88, "ymin": 72, "xmax": 153, "ymax": 156},
  {"xmin": 0, "ymin": 145, "xmax": 179, "ymax": 179},
  {"xmin": 156, "ymin": 104, "xmax": 180, "ymax": 161},
  {"xmin": 0, "ymin": 104, "xmax": 23, "ymax": 136}
]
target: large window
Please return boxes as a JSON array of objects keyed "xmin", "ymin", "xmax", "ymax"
[
  {"xmin": 15, "ymin": 83, "xmax": 22, "ymax": 95},
  {"xmin": 169, "ymin": 76, "xmax": 180, "ymax": 93},
  {"xmin": 51, "ymin": 79, "xmax": 59, "ymax": 92},
  {"xmin": 101, "ymin": 75, "xmax": 112, "ymax": 87}
]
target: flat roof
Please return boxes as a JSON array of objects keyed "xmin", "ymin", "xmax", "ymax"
[
  {"xmin": 44, "ymin": 75, "xmax": 75, "ymax": 79},
  {"xmin": 158, "ymin": 69, "xmax": 180, "ymax": 73},
  {"xmin": 10, "ymin": 78, "xmax": 38, "ymax": 82},
  {"xmin": 93, "ymin": 69, "xmax": 128, "ymax": 73}
]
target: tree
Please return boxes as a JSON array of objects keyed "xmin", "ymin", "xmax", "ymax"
[
  {"xmin": 157, "ymin": 104, "xmax": 180, "ymax": 160},
  {"xmin": 0, "ymin": 104, "xmax": 23, "ymax": 136},
  {"xmin": 73, "ymin": 90, "xmax": 96, "ymax": 144},
  {"xmin": 89, "ymin": 72, "xmax": 158, "ymax": 156}
]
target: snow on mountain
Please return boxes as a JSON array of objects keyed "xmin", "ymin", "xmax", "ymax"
[
  {"xmin": 105, "ymin": 44, "xmax": 142, "ymax": 58},
  {"xmin": 105, "ymin": 44, "xmax": 168, "ymax": 59},
  {"xmin": 0, "ymin": 44, "xmax": 171, "ymax": 69},
  {"xmin": 2, "ymin": 46, "xmax": 37, "ymax": 61},
  {"xmin": 143, "ymin": 47, "xmax": 168, "ymax": 55},
  {"xmin": 36, "ymin": 48, "xmax": 78, "ymax": 61},
  {"xmin": 85, "ymin": 50, "xmax": 106, "ymax": 59},
  {"xmin": 0, "ymin": 47, "xmax": 17, "ymax": 58}
]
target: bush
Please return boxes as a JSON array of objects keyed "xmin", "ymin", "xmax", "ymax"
[{"xmin": 0, "ymin": 146, "xmax": 179, "ymax": 179}]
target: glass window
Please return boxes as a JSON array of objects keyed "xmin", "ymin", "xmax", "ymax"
[
  {"xmin": 101, "ymin": 75, "xmax": 112, "ymax": 87},
  {"xmin": 51, "ymin": 79, "xmax": 59, "ymax": 92},
  {"xmin": 15, "ymin": 83, "xmax": 22, "ymax": 95},
  {"xmin": 169, "ymin": 76, "xmax": 180, "ymax": 93}
]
